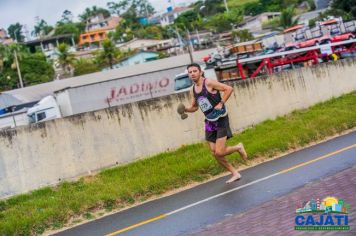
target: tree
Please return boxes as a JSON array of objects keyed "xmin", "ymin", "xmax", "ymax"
[
  {"xmin": 54, "ymin": 22, "xmax": 85, "ymax": 43},
  {"xmin": 95, "ymin": 39, "xmax": 122, "ymax": 69},
  {"xmin": 232, "ymin": 29, "xmax": 254, "ymax": 42},
  {"xmin": 206, "ymin": 8, "xmax": 243, "ymax": 33},
  {"xmin": 332, "ymin": 0, "xmax": 354, "ymax": 13},
  {"xmin": 108, "ymin": 1, "xmax": 158, "ymax": 42},
  {"xmin": 79, "ymin": 6, "xmax": 111, "ymax": 22},
  {"xmin": 135, "ymin": 25, "xmax": 165, "ymax": 39},
  {"xmin": 129, "ymin": 0, "xmax": 155, "ymax": 17},
  {"xmin": 7, "ymin": 23, "xmax": 24, "ymax": 42},
  {"xmin": 307, "ymin": 0, "xmax": 355, "ymax": 24},
  {"xmin": 0, "ymin": 44, "xmax": 53, "ymax": 90},
  {"xmin": 282, "ymin": 0, "xmax": 299, "ymax": 8},
  {"xmin": 58, "ymin": 10, "xmax": 74, "ymax": 25},
  {"xmin": 112, "ymin": 19, "xmax": 135, "ymax": 42},
  {"xmin": 107, "ymin": 0, "xmax": 130, "ymax": 15},
  {"xmin": 0, "ymin": 45, "xmax": 15, "ymax": 90},
  {"xmin": 20, "ymin": 53, "xmax": 54, "ymax": 86},
  {"xmin": 56, "ymin": 43, "xmax": 75, "ymax": 76},
  {"xmin": 280, "ymin": 7, "xmax": 299, "ymax": 29},
  {"xmin": 260, "ymin": 0, "xmax": 283, "ymax": 12},
  {"xmin": 331, "ymin": 0, "xmax": 356, "ymax": 19},
  {"xmin": 32, "ymin": 19, "xmax": 53, "ymax": 37},
  {"xmin": 174, "ymin": 10, "xmax": 200, "ymax": 31},
  {"xmin": 193, "ymin": 0, "xmax": 225, "ymax": 17},
  {"xmin": 73, "ymin": 58, "xmax": 100, "ymax": 76},
  {"xmin": 0, "ymin": 44, "xmax": 12, "ymax": 71},
  {"xmin": 108, "ymin": 0, "xmax": 155, "ymax": 17},
  {"xmin": 243, "ymin": 2, "xmax": 265, "ymax": 16}
]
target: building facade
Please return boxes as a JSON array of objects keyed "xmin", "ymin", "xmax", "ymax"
[{"xmin": 79, "ymin": 14, "xmax": 120, "ymax": 47}]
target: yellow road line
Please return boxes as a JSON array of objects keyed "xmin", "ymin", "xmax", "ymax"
[
  {"xmin": 106, "ymin": 144, "xmax": 356, "ymax": 236},
  {"xmin": 105, "ymin": 214, "xmax": 167, "ymax": 236},
  {"xmin": 278, "ymin": 144, "xmax": 356, "ymax": 174}
]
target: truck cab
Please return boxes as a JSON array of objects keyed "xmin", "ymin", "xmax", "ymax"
[
  {"xmin": 27, "ymin": 96, "xmax": 62, "ymax": 123},
  {"xmin": 174, "ymin": 67, "xmax": 218, "ymax": 93},
  {"xmin": 174, "ymin": 72, "xmax": 193, "ymax": 93}
]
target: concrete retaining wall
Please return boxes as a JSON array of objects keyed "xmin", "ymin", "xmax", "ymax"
[{"xmin": 1, "ymin": 59, "xmax": 355, "ymax": 199}]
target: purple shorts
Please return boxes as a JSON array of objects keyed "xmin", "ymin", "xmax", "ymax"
[{"xmin": 205, "ymin": 115, "xmax": 232, "ymax": 143}]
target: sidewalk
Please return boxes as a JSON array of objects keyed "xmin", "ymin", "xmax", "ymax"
[{"xmin": 190, "ymin": 166, "xmax": 356, "ymax": 236}]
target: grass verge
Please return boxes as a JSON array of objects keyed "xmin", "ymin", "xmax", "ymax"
[{"xmin": 0, "ymin": 92, "xmax": 355, "ymax": 235}]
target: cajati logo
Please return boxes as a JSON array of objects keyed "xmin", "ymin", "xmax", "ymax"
[{"xmin": 294, "ymin": 196, "xmax": 350, "ymax": 231}]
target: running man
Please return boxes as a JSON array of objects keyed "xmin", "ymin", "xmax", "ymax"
[{"xmin": 178, "ymin": 63, "xmax": 248, "ymax": 183}]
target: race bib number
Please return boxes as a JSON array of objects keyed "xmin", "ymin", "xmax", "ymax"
[{"xmin": 197, "ymin": 96, "xmax": 213, "ymax": 112}]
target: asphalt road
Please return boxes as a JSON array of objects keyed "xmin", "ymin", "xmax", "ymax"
[
  {"xmin": 55, "ymin": 131, "xmax": 356, "ymax": 236},
  {"xmin": 316, "ymin": 0, "xmax": 331, "ymax": 10}
]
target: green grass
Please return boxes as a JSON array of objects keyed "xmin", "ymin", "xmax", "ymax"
[
  {"xmin": 227, "ymin": 0, "xmax": 258, "ymax": 8},
  {"xmin": 1, "ymin": 92, "xmax": 356, "ymax": 235}
]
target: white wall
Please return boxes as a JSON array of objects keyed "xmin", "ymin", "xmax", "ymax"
[{"xmin": 1, "ymin": 59, "xmax": 356, "ymax": 199}]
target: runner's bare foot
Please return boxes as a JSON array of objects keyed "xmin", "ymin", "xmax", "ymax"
[
  {"xmin": 226, "ymin": 172, "xmax": 241, "ymax": 184},
  {"xmin": 235, "ymin": 143, "xmax": 248, "ymax": 162}
]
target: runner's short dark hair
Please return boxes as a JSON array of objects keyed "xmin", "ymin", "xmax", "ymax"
[{"xmin": 187, "ymin": 63, "xmax": 201, "ymax": 71}]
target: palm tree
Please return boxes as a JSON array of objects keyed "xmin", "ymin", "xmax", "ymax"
[
  {"xmin": 280, "ymin": 7, "xmax": 299, "ymax": 29},
  {"xmin": 103, "ymin": 39, "xmax": 120, "ymax": 69},
  {"xmin": 95, "ymin": 39, "xmax": 122, "ymax": 69},
  {"xmin": 56, "ymin": 43, "xmax": 75, "ymax": 76},
  {"xmin": 32, "ymin": 19, "xmax": 53, "ymax": 37},
  {"xmin": 232, "ymin": 29, "xmax": 254, "ymax": 43},
  {"xmin": 107, "ymin": 0, "xmax": 130, "ymax": 15}
]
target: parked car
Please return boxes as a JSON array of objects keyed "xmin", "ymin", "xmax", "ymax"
[
  {"xmin": 298, "ymin": 35, "xmax": 331, "ymax": 48},
  {"xmin": 331, "ymin": 33, "xmax": 355, "ymax": 42},
  {"xmin": 279, "ymin": 42, "xmax": 299, "ymax": 51}
]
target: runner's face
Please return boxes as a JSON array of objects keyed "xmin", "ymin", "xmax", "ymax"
[{"xmin": 188, "ymin": 66, "xmax": 202, "ymax": 82}]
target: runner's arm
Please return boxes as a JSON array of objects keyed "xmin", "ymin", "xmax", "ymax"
[
  {"xmin": 185, "ymin": 88, "xmax": 199, "ymax": 113},
  {"xmin": 207, "ymin": 79, "xmax": 233, "ymax": 107}
]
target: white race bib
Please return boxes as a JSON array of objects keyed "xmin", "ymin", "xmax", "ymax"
[{"xmin": 197, "ymin": 96, "xmax": 213, "ymax": 112}]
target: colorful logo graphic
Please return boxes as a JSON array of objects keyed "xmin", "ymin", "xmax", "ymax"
[{"xmin": 295, "ymin": 196, "xmax": 350, "ymax": 231}]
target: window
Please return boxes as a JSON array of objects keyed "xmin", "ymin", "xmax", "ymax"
[
  {"xmin": 174, "ymin": 75, "xmax": 192, "ymax": 91},
  {"xmin": 168, "ymin": 15, "xmax": 175, "ymax": 23},
  {"xmin": 28, "ymin": 113, "xmax": 36, "ymax": 123},
  {"xmin": 36, "ymin": 112, "xmax": 46, "ymax": 122}
]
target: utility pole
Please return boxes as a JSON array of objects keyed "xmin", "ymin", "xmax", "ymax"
[
  {"xmin": 186, "ymin": 28, "xmax": 194, "ymax": 63},
  {"xmin": 13, "ymin": 28, "xmax": 19, "ymax": 43},
  {"xmin": 174, "ymin": 26, "xmax": 184, "ymax": 55},
  {"xmin": 11, "ymin": 106, "xmax": 17, "ymax": 128},
  {"xmin": 13, "ymin": 50, "xmax": 24, "ymax": 88},
  {"xmin": 223, "ymin": 0, "xmax": 229, "ymax": 12},
  {"xmin": 145, "ymin": 2, "xmax": 149, "ymax": 18},
  {"xmin": 195, "ymin": 28, "xmax": 201, "ymax": 49}
]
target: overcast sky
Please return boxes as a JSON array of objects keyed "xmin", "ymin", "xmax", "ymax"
[{"xmin": 0, "ymin": 0, "xmax": 197, "ymax": 34}]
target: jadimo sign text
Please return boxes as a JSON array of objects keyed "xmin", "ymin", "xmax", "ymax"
[{"xmin": 107, "ymin": 78, "xmax": 170, "ymax": 103}]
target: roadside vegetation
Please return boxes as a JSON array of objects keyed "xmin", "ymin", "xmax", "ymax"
[
  {"xmin": 0, "ymin": 44, "xmax": 54, "ymax": 91},
  {"xmin": 0, "ymin": 92, "xmax": 355, "ymax": 235}
]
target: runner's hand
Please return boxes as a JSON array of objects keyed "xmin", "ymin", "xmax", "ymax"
[{"xmin": 214, "ymin": 102, "xmax": 223, "ymax": 110}]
